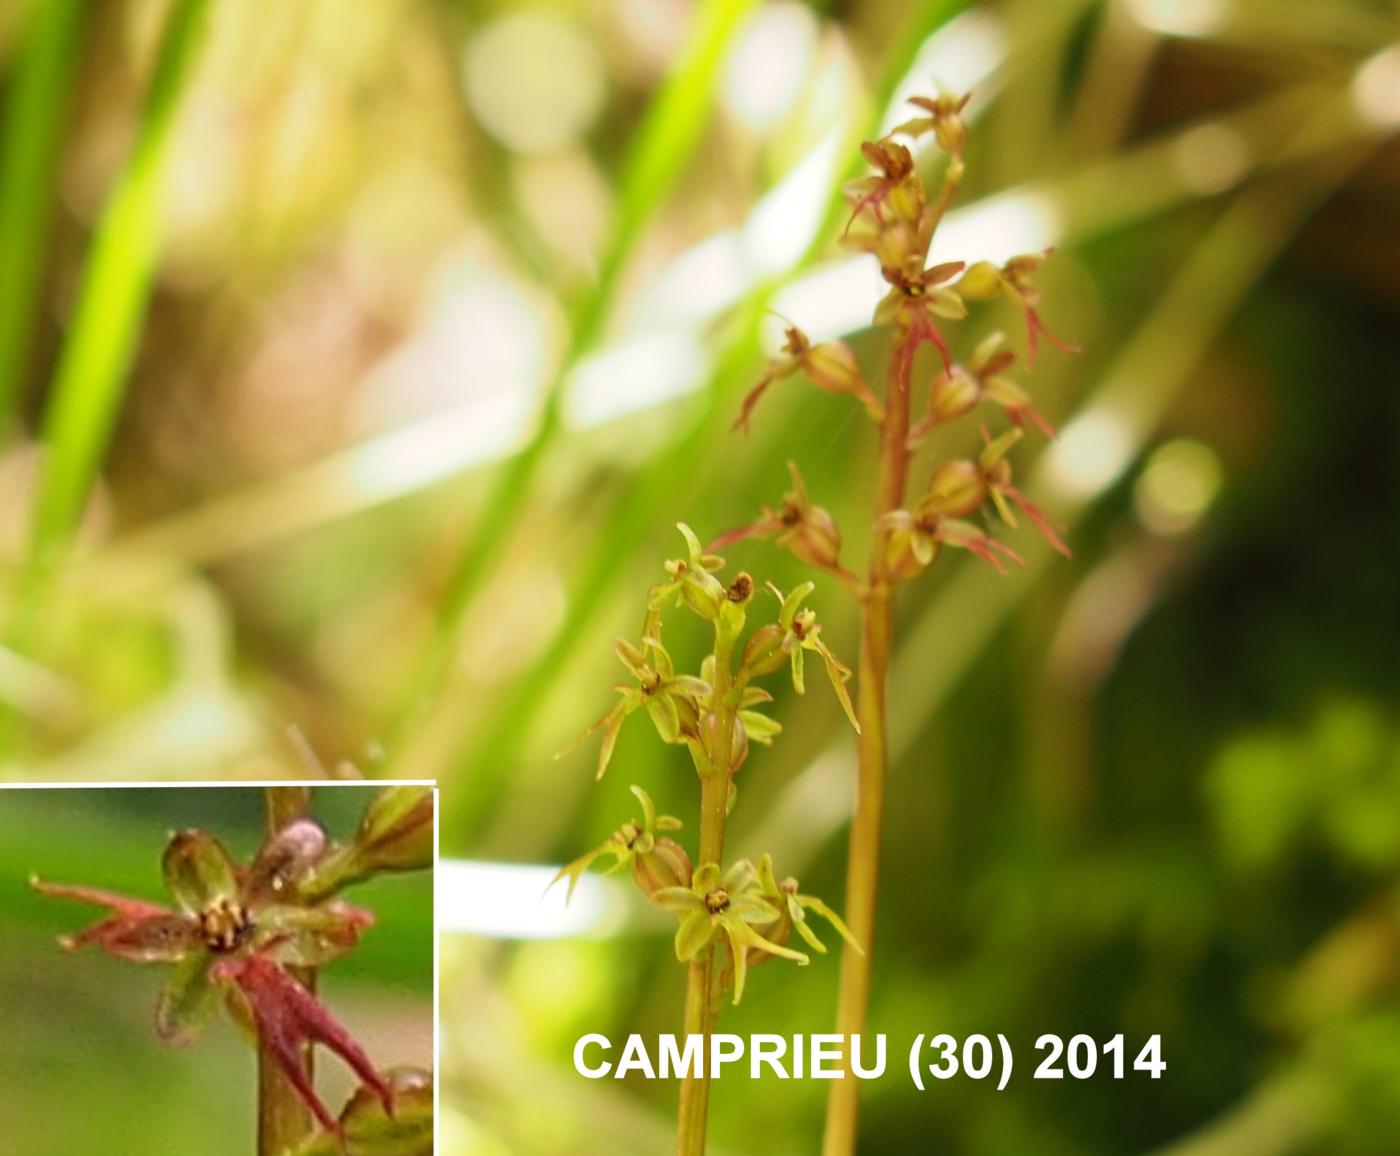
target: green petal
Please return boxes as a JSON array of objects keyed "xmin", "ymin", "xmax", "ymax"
[
  {"xmin": 790, "ymin": 646, "xmax": 806, "ymax": 695},
  {"xmin": 162, "ymin": 830, "xmax": 240, "ymax": 915},
  {"xmin": 723, "ymin": 859, "xmax": 756, "ymax": 893},
  {"xmin": 651, "ymin": 886, "xmax": 703, "ymax": 913},
  {"xmin": 155, "ymin": 949, "xmax": 219, "ymax": 1046},
  {"xmin": 674, "ymin": 910, "xmax": 713, "ymax": 961},
  {"xmin": 726, "ymin": 924, "xmax": 750, "ymax": 1005},
  {"xmin": 629, "ymin": 785, "xmax": 658, "ymax": 832},
  {"xmin": 801, "ymin": 895, "xmax": 865, "ymax": 955},
  {"xmin": 255, "ymin": 902, "xmax": 372, "ymax": 967},
  {"xmin": 646, "ymin": 693, "xmax": 681, "ymax": 744},
  {"xmin": 677, "ymin": 522, "xmax": 704, "ymax": 564},
  {"xmin": 818, "ymin": 644, "xmax": 860, "ymax": 733}
]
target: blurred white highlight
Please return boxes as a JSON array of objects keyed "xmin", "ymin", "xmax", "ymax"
[
  {"xmin": 438, "ymin": 859, "xmax": 623, "ymax": 939},
  {"xmin": 463, "ymin": 11, "xmax": 605, "ymax": 153},
  {"xmin": 566, "ymin": 331, "xmax": 711, "ymax": 427},
  {"xmin": 1125, "ymin": 0, "xmax": 1226, "ymax": 38},
  {"xmin": 1042, "ymin": 406, "xmax": 1137, "ymax": 499},
  {"xmin": 880, "ymin": 9, "xmax": 1005, "ymax": 136},
  {"xmin": 723, "ymin": 2, "xmax": 819, "ymax": 130},
  {"xmin": 1171, "ymin": 123, "xmax": 1250, "ymax": 195},
  {"xmin": 1352, "ymin": 45, "xmax": 1400, "ymax": 129}
]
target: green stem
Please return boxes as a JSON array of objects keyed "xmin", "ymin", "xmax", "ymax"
[
  {"xmin": 677, "ymin": 624, "xmax": 738, "ymax": 1156},
  {"xmin": 260, "ymin": 787, "xmax": 315, "ymax": 1156},
  {"xmin": 822, "ymin": 320, "xmax": 916, "ymax": 1155}
]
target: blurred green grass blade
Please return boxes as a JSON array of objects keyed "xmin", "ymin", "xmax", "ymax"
[
  {"xmin": 438, "ymin": 0, "xmax": 970, "ymax": 847},
  {"xmin": 27, "ymin": 0, "xmax": 209, "ymax": 568},
  {"xmin": 0, "ymin": 0, "xmax": 87, "ymax": 437},
  {"xmin": 390, "ymin": 0, "xmax": 759, "ymax": 743}
]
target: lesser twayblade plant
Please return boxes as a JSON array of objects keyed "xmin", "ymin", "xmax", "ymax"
[
  {"xmin": 557, "ymin": 525, "xmax": 860, "ymax": 1156},
  {"xmin": 31, "ymin": 785, "xmax": 434, "ymax": 1156},
  {"xmin": 717, "ymin": 89, "xmax": 1078, "ymax": 1154}
]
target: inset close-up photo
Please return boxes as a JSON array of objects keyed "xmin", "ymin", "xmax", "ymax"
[{"xmin": 1, "ymin": 783, "xmax": 434, "ymax": 1155}]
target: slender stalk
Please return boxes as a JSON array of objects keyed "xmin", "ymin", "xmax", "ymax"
[
  {"xmin": 260, "ymin": 787, "xmax": 315, "ymax": 1156},
  {"xmin": 677, "ymin": 626, "xmax": 738, "ymax": 1156},
  {"xmin": 822, "ymin": 321, "xmax": 916, "ymax": 1154}
]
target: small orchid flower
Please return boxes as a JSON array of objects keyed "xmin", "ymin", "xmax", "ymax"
[
  {"xmin": 733, "ymin": 326, "xmax": 880, "ymax": 433},
  {"xmin": 32, "ymin": 821, "xmax": 385, "ymax": 1132},
  {"xmin": 842, "ymin": 138, "xmax": 920, "ymax": 236},
  {"xmin": 767, "ymin": 581, "xmax": 859, "ymax": 732},
  {"xmin": 649, "ymin": 524, "xmax": 729, "ymax": 622},
  {"xmin": 564, "ymin": 632, "xmax": 711, "ymax": 779},
  {"xmin": 976, "ymin": 426, "xmax": 1072, "ymax": 556},
  {"xmin": 911, "ymin": 331, "xmax": 1058, "ymax": 443},
  {"xmin": 709, "ymin": 461, "xmax": 855, "ymax": 584},
  {"xmin": 958, "ymin": 250, "xmax": 1080, "ymax": 366},
  {"xmin": 551, "ymin": 785, "xmax": 692, "ymax": 900},
  {"xmin": 872, "ymin": 252, "xmax": 967, "ymax": 372},
  {"xmin": 753, "ymin": 853, "xmax": 862, "ymax": 957},
  {"xmin": 877, "ymin": 481, "xmax": 1026, "ymax": 579},
  {"xmin": 652, "ymin": 861, "xmax": 808, "ymax": 1005},
  {"xmin": 889, "ymin": 90, "xmax": 972, "ymax": 156}
]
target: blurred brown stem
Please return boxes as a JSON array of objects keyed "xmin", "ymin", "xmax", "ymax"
[
  {"xmin": 822, "ymin": 317, "xmax": 916, "ymax": 1155},
  {"xmin": 260, "ymin": 787, "xmax": 315, "ymax": 1156}
]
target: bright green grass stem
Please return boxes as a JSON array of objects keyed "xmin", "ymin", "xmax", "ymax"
[
  {"xmin": 27, "ymin": 0, "xmax": 209, "ymax": 572},
  {"xmin": 0, "ymin": 0, "xmax": 87, "ymax": 437}
]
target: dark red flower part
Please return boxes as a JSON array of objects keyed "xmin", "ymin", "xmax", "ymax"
[
  {"xmin": 213, "ymin": 952, "xmax": 394, "ymax": 1136},
  {"xmin": 29, "ymin": 878, "xmax": 199, "ymax": 962}
]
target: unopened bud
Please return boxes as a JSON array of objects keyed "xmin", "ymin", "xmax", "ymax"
[
  {"xmin": 927, "ymin": 367, "xmax": 980, "ymax": 424},
  {"xmin": 924, "ymin": 460, "xmax": 987, "ymax": 517},
  {"xmin": 337, "ymin": 1067, "xmax": 434, "ymax": 1156},
  {"xmin": 742, "ymin": 624, "xmax": 789, "ymax": 679},
  {"xmin": 633, "ymin": 837, "xmax": 693, "ymax": 898},
  {"xmin": 801, "ymin": 341, "xmax": 864, "ymax": 395},
  {"xmin": 957, "ymin": 261, "xmax": 1003, "ymax": 301},
  {"xmin": 355, "ymin": 786, "xmax": 434, "ymax": 874}
]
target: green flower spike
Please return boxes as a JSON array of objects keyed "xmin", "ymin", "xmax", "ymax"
[
  {"xmin": 754, "ymin": 853, "xmax": 863, "ymax": 957},
  {"xmin": 653, "ymin": 861, "xmax": 808, "ymax": 1005},
  {"xmin": 769, "ymin": 582, "xmax": 859, "ymax": 732},
  {"xmin": 550, "ymin": 786, "xmax": 692, "ymax": 901}
]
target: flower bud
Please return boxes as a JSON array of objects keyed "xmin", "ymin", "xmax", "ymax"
[
  {"xmin": 802, "ymin": 341, "xmax": 863, "ymax": 395},
  {"xmin": 957, "ymin": 260, "xmax": 1003, "ymax": 301},
  {"xmin": 742, "ymin": 623, "xmax": 789, "ymax": 679},
  {"xmin": 783, "ymin": 503, "xmax": 842, "ymax": 571},
  {"xmin": 927, "ymin": 367, "xmax": 980, "ymax": 425},
  {"xmin": 336, "ymin": 1067, "xmax": 434, "ymax": 1156},
  {"xmin": 633, "ymin": 837, "xmax": 693, "ymax": 898},
  {"xmin": 925, "ymin": 460, "xmax": 987, "ymax": 517},
  {"xmin": 354, "ymin": 786, "xmax": 434, "ymax": 874},
  {"xmin": 884, "ymin": 528, "xmax": 935, "ymax": 581}
]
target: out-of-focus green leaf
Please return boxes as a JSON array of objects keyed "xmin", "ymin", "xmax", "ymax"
[
  {"xmin": 0, "ymin": 0, "xmax": 86, "ymax": 434},
  {"xmin": 26, "ymin": 0, "xmax": 209, "ymax": 570}
]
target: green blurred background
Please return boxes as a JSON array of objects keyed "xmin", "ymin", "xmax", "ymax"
[
  {"xmin": 0, "ymin": 785, "xmax": 433, "ymax": 1154},
  {"xmin": 1, "ymin": 0, "xmax": 1399, "ymax": 1152}
]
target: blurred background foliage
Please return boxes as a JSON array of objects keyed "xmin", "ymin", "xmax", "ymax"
[
  {"xmin": 1, "ymin": 0, "xmax": 1399, "ymax": 1153},
  {"xmin": 0, "ymin": 785, "xmax": 432, "ymax": 1155}
]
